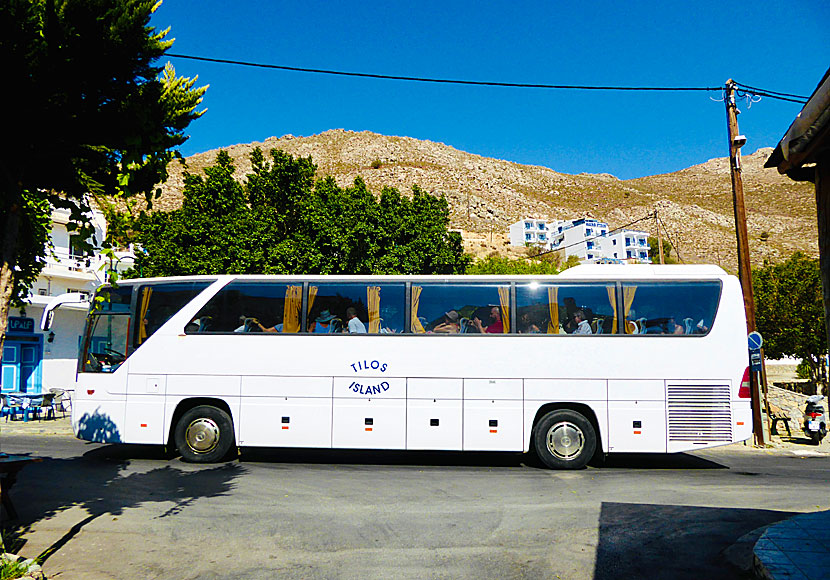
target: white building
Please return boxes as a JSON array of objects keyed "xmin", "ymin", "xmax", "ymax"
[
  {"xmin": 512, "ymin": 217, "xmax": 651, "ymax": 264},
  {"xmin": 548, "ymin": 218, "xmax": 610, "ymax": 263},
  {"xmin": 602, "ymin": 229, "xmax": 651, "ymax": 263},
  {"xmin": 508, "ymin": 218, "xmax": 552, "ymax": 249},
  {"xmin": 2, "ymin": 208, "xmax": 127, "ymax": 394}
]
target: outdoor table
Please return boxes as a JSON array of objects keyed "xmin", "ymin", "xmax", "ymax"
[
  {"xmin": 5, "ymin": 392, "xmax": 45, "ymax": 422},
  {"xmin": 0, "ymin": 454, "xmax": 41, "ymax": 520}
]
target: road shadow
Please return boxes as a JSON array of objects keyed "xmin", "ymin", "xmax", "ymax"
[
  {"xmin": 1, "ymin": 415, "xmax": 245, "ymax": 565},
  {"xmin": 592, "ymin": 502, "xmax": 796, "ymax": 579}
]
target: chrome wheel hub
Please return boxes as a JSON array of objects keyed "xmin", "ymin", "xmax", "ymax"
[
  {"xmin": 185, "ymin": 418, "xmax": 220, "ymax": 454},
  {"xmin": 546, "ymin": 421, "xmax": 585, "ymax": 460}
]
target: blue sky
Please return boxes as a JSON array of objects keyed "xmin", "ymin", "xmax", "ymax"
[{"xmin": 153, "ymin": 1, "xmax": 829, "ymax": 179}]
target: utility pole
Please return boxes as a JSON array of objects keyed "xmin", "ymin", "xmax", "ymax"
[
  {"xmin": 725, "ymin": 79, "xmax": 765, "ymax": 445},
  {"xmin": 655, "ymin": 209, "xmax": 665, "ymax": 264}
]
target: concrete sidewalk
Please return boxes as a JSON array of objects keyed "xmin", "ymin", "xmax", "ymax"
[
  {"xmin": 0, "ymin": 414, "xmax": 74, "ymax": 437},
  {"xmin": 753, "ymin": 510, "xmax": 830, "ymax": 580}
]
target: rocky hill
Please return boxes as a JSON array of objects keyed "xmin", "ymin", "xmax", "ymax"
[{"xmin": 156, "ymin": 129, "xmax": 817, "ymax": 268}]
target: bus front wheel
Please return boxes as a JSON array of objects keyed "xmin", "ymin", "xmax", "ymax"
[
  {"xmin": 533, "ymin": 409, "xmax": 596, "ymax": 470},
  {"xmin": 174, "ymin": 405, "xmax": 235, "ymax": 463}
]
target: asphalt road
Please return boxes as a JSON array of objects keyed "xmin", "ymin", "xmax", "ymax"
[{"xmin": 1, "ymin": 434, "xmax": 828, "ymax": 580}]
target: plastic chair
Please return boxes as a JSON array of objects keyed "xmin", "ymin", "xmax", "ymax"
[
  {"xmin": 35, "ymin": 393, "xmax": 56, "ymax": 420},
  {"xmin": 49, "ymin": 388, "xmax": 67, "ymax": 418}
]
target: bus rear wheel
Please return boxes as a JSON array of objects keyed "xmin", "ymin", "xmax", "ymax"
[
  {"xmin": 175, "ymin": 405, "xmax": 235, "ymax": 463},
  {"xmin": 533, "ymin": 409, "xmax": 596, "ymax": 470}
]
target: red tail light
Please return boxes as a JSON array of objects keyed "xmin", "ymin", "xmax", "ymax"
[
  {"xmin": 738, "ymin": 367, "xmax": 751, "ymax": 398},
  {"xmin": 809, "ymin": 412, "xmax": 821, "ymax": 419}
]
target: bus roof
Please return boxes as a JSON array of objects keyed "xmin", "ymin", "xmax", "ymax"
[
  {"xmin": 556, "ymin": 264, "xmax": 729, "ymax": 279},
  {"xmin": 109, "ymin": 264, "xmax": 729, "ymax": 286}
]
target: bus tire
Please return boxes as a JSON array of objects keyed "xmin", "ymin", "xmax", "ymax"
[
  {"xmin": 175, "ymin": 405, "xmax": 235, "ymax": 463},
  {"xmin": 533, "ymin": 409, "xmax": 596, "ymax": 470}
]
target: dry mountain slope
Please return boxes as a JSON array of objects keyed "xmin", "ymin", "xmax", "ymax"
[{"xmin": 156, "ymin": 130, "xmax": 816, "ymax": 268}]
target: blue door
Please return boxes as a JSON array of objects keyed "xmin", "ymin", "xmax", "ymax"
[
  {"xmin": 20, "ymin": 345, "xmax": 38, "ymax": 393},
  {"xmin": 1, "ymin": 341, "xmax": 42, "ymax": 393},
  {"xmin": 1, "ymin": 344, "xmax": 19, "ymax": 392}
]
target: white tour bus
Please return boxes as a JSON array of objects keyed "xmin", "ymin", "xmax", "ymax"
[{"xmin": 45, "ymin": 265, "xmax": 753, "ymax": 469}]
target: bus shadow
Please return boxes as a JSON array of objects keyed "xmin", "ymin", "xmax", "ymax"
[
  {"xmin": 598, "ymin": 452, "xmax": 728, "ymax": 470},
  {"xmin": 592, "ymin": 501, "xmax": 795, "ymax": 579},
  {"xmin": 239, "ymin": 446, "xmax": 534, "ymax": 469},
  {"xmin": 3, "ymin": 449, "xmax": 244, "ymax": 565}
]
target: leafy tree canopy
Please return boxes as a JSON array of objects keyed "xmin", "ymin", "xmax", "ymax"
[
  {"xmin": 128, "ymin": 148, "xmax": 471, "ymax": 277},
  {"xmin": 466, "ymin": 252, "xmax": 574, "ymax": 275},
  {"xmin": 0, "ymin": 0, "xmax": 206, "ymax": 349},
  {"xmin": 647, "ymin": 236, "xmax": 676, "ymax": 264},
  {"xmin": 753, "ymin": 252, "xmax": 827, "ymax": 384}
]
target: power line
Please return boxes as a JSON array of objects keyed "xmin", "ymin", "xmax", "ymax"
[
  {"xmin": 167, "ymin": 53, "xmax": 721, "ymax": 92},
  {"xmin": 732, "ymin": 81, "xmax": 809, "ymax": 101},
  {"xmin": 656, "ymin": 212, "xmax": 684, "ymax": 263},
  {"xmin": 166, "ymin": 54, "xmax": 808, "ymax": 104}
]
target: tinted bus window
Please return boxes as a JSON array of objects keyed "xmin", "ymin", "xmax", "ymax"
[
  {"xmin": 411, "ymin": 283, "xmax": 511, "ymax": 334},
  {"xmin": 622, "ymin": 282, "xmax": 721, "ymax": 335},
  {"xmin": 516, "ymin": 283, "xmax": 618, "ymax": 334},
  {"xmin": 136, "ymin": 282, "xmax": 212, "ymax": 346},
  {"xmin": 307, "ymin": 283, "xmax": 406, "ymax": 334},
  {"xmin": 188, "ymin": 281, "xmax": 303, "ymax": 334},
  {"xmin": 91, "ymin": 285, "xmax": 133, "ymax": 314}
]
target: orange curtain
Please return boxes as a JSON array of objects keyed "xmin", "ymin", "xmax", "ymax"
[
  {"xmin": 411, "ymin": 286, "xmax": 425, "ymax": 333},
  {"xmin": 623, "ymin": 286, "xmax": 637, "ymax": 334},
  {"xmin": 138, "ymin": 287, "xmax": 153, "ymax": 343},
  {"xmin": 283, "ymin": 285, "xmax": 302, "ymax": 333},
  {"xmin": 367, "ymin": 286, "xmax": 381, "ymax": 333},
  {"xmin": 547, "ymin": 286, "xmax": 559, "ymax": 334},
  {"xmin": 497, "ymin": 286, "xmax": 510, "ymax": 333},
  {"xmin": 606, "ymin": 286, "xmax": 618, "ymax": 333}
]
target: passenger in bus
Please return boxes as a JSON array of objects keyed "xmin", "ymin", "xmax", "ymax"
[
  {"xmin": 309, "ymin": 310, "xmax": 338, "ymax": 333},
  {"xmin": 694, "ymin": 319, "xmax": 710, "ymax": 334},
  {"xmin": 572, "ymin": 310, "xmax": 592, "ymax": 334},
  {"xmin": 518, "ymin": 312, "xmax": 541, "ymax": 334},
  {"xmin": 433, "ymin": 310, "xmax": 460, "ymax": 333},
  {"xmin": 346, "ymin": 307, "xmax": 367, "ymax": 333},
  {"xmin": 249, "ymin": 317, "xmax": 283, "ymax": 333},
  {"xmin": 667, "ymin": 318, "xmax": 685, "ymax": 335},
  {"xmin": 473, "ymin": 306, "xmax": 504, "ymax": 334}
]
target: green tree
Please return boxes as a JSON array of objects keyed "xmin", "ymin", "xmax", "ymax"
[
  {"xmin": 753, "ymin": 252, "xmax": 827, "ymax": 384},
  {"xmin": 467, "ymin": 255, "xmax": 561, "ymax": 275},
  {"xmin": 0, "ymin": 0, "xmax": 206, "ymax": 354},
  {"xmin": 130, "ymin": 149, "xmax": 471, "ymax": 277},
  {"xmin": 647, "ymin": 236, "xmax": 676, "ymax": 264}
]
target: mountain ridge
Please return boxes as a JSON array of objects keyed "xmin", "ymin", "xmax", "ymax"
[{"xmin": 156, "ymin": 129, "xmax": 816, "ymax": 269}]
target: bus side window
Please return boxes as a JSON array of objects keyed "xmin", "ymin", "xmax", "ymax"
[
  {"xmin": 621, "ymin": 282, "xmax": 721, "ymax": 336},
  {"xmin": 187, "ymin": 282, "xmax": 300, "ymax": 334},
  {"xmin": 412, "ymin": 283, "xmax": 511, "ymax": 334},
  {"xmin": 516, "ymin": 283, "xmax": 617, "ymax": 335},
  {"xmin": 307, "ymin": 283, "xmax": 406, "ymax": 334}
]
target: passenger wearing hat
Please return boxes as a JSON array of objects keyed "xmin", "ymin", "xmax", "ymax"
[
  {"xmin": 433, "ymin": 310, "xmax": 460, "ymax": 333},
  {"xmin": 310, "ymin": 309, "xmax": 338, "ymax": 333}
]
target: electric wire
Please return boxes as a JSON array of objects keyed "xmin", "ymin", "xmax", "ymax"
[
  {"xmin": 732, "ymin": 82, "xmax": 809, "ymax": 101},
  {"xmin": 656, "ymin": 212, "xmax": 684, "ymax": 263},
  {"xmin": 166, "ymin": 53, "xmax": 720, "ymax": 92},
  {"xmin": 166, "ymin": 54, "xmax": 809, "ymax": 104}
]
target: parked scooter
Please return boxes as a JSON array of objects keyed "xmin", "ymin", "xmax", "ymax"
[{"xmin": 803, "ymin": 395, "xmax": 828, "ymax": 445}]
